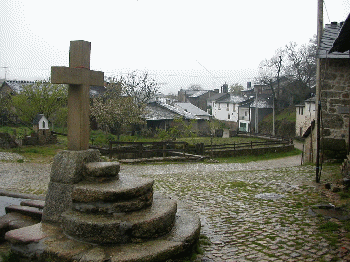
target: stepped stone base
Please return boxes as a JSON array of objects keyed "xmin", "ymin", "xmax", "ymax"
[
  {"xmin": 72, "ymin": 174, "xmax": 154, "ymax": 213},
  {"xmin": 5, "ymin": 209, "xmax": 200, "ymax": 262},
  {"xmin": 4, "ymin": 149, "xmax": 201, "ymax": 261},
  {"xmin": 63, "ymin": 195, "xmax": 177, "ymax": 244}
]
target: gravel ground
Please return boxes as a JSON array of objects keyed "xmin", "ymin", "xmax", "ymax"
[{"xmin": 0, "ymin": 152, "xmax": 347, "ymax": 261}]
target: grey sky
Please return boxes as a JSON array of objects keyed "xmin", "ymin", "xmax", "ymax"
[{"xmin": 0, "ymin": 0, "xmax": 349, "ymax": 94}]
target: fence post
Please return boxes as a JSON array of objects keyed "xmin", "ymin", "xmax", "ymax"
[
  {"xmin": 139, "ymin": 143, "xmax": 143, "ymax": 158},
  {"xmin": 251, "ymin": 141, "xmax": 253, "ymax": 149},
  {"xmin": 163, "ymin": 143, "xmax": 166, "ymax": 158},
  {"xmin": 109, "ymin": 142, "xmax": 112, "ymax": 160}
]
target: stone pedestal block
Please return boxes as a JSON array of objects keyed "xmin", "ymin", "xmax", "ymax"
[
  {"xmin": 42, "ymin": 182, "xmax": 74, "ymax": 223},
  {"xmin": 50, "ymin": 149, "xmax": 101, "ymax": 184},
  {"xmin": 43, "ymin": 149, "xmax": 101, "ymax": 224}
]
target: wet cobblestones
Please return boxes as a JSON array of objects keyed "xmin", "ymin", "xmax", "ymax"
[
  {"xmin": 121, "ymin": 157, "xmax": 342, "ymax": 261},
  {"xmin": 0, "ymin": 153, "xmax": 345, "ymax": 261}
]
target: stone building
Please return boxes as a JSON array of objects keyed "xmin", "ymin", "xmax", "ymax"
[{"xmin": 310, "ymin": 21, "xmax": 350, "ymax": 162}]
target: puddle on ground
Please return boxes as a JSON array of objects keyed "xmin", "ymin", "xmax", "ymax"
[
  {"xmin": 254, "ymin": 193, "xmax": 285, "ymax": 200},
  {"xmin": 0, "ymin": 196, "xmax": 24, "ymax": 216}
]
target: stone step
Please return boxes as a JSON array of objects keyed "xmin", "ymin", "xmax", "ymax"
[
  {"xmin": 5, "ymin": 209, "xmax": 200, "ymax": 262},
  {"xmin": 62, "ymin": 195, "xmax": 177, "ymax": 244},
  {"xmin": 20, "ymin": 199, "xmax": 45, "ymax": 209},
  {"xmin": 72, "ymin": 190, "xmax": 153, "ymax": 214},
  {"xmin": 0, "ymin": 212, "xmax": 40, "ymax": 242},
  {"xmin": 83, "ymin": 161, "xmax": 120, "ymax": 182},
  {"xmin": 72, "ymin": 175, "xmax": 154, "ymax": 212},
  {"xmin": 5, "ymin": 205, "xmax": 42, "ymax": 220}
]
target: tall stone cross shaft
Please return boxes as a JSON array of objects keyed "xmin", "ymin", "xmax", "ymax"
[{"xmin": 51, "ymin": 40, "xmax": 104, "ymax": 151}]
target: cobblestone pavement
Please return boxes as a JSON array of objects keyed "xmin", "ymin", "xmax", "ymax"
[
  {"xmin": 122, "ymin": 157, "xmax": 341, "ymax": 262},
  {"xmin": 0, "ymin": 153, "xmax": 345, "ymax": 261}
]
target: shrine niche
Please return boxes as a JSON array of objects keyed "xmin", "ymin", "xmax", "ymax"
[{"xmin": 22, "ymin": 114, "xmax": 57, "ymax": 145}]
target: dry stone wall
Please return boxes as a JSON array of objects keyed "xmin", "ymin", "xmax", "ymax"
[{"xmin": 319, "ymin": 58, "xmax": 350, "ymax": 161}]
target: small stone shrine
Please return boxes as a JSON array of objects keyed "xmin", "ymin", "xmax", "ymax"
[
  {"xmin": 22, "ymin": 114, "xmax": 57, "ymax": 145},
  {"xmin": 4, "ymin": 41, "xmax": 200, "ymax": 261}
]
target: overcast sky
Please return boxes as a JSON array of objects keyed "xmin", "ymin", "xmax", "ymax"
[{"xmin": 1, "ymin": 0, "xmax": 349, "ymax": 94}]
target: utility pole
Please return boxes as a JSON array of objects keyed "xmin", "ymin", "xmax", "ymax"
[
  {"xmin": 255, "ymin": 87, "xmax": 258, "ymax": 133},
  {"xmin": 315, "ymin": 0, "xmax": 323, "ymax": 183},
  {"xmin": 274, "ymin": 56, "xmax": 282, "ymax": 137}
]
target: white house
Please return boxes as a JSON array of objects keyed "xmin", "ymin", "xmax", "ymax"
[
  {"xmin": 212, "ymin": 95, "xmax": 246, "ymax": 122},
  {"xmin": 295, "ymin": 97, "xmax": 316, "ymax": 137}
]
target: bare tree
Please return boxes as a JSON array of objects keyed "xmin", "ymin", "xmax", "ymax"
[
  {"xmin": 256, "ymin": 36, "xmax": 317, "ymax": 107},
  {"xmin": 119, "ymin": 71, "xmax": 160, "ymax": 106}
]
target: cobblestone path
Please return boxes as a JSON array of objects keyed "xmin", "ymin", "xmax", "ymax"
[
  {"xmin": 121, "ymin": 156, "xmax": 339, "ymax": 262},
  {"xmin": 0, "ymin": 154, "xmax": 342, "ymax": 261}
]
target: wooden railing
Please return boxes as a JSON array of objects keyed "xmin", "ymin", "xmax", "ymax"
[
  {"xmin": 205, "ymin": 140, "xmax": 291, "ymax": 151},
  {"xmin": 108, "ymin": 141, "xmax": 188, "ymax": 159}
]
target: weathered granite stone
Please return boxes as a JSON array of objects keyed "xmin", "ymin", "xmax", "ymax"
[
  {"xmin": 0, "ymin": 213, "xmax": 40, "ymax": 242},
  {"xmin": 5, "ymin": 205, "xmax": 42, "ymax": 220},
  {"xmin": 72, "ymin": 190, "xmax": 153, "ymax": 213},
  {"xmin": 7, "ymin": 209, "xmax": 200, "ymax": 262},
  {"xmin": 5, "ymin": 223, "xmax": 48, "ymax": 244},
  {"xmin": 62, "ymin": 196, "xmax": 177, "ymax": 244},
  {"xmin": 20, "ymin": 200, "xmax": 45, "ymax": 209},
  {"xmin": 83, "ymin": 161, "xmax": 120, "ymax": 182},
  {"xmin": 50, "ymin": 149, "xmax": 101, "ymax": 184},
  {"xmin": 72, "ymin": 174, "xmax": 154, "ymax": 203},
  {"xmin": 42, "ymin": 182, "xmax": 74, "ymax": 223}
]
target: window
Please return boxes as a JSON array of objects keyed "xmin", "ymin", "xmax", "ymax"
[
  {"xmin": 228, "ymin": 114, "xmax": 230, "ymax": 119},
  {"xmin": 299, "ymin": 107, "xmax": 304, "ymax": 115},
  {"xmin": 42, "ymin": 121, "xmax": 45, "ymax": 129},
  {"xmin": 245, "ymin": 111, "xmax": 248, "ymax": 116}
]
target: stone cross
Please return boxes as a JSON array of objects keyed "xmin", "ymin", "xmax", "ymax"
[{"xmin": 51, "ymin": 40, "xmax": 104, "ymax": 151}]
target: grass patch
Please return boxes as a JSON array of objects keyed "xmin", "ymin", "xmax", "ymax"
[
  {"xmin": 226, "ymin": 181, "xmax": 249, "ymax": 189},
  {"xmin": 338, "ymin": 191, "xmax": 350, "ymax": 199},
  {"xmin": 0, "ymin": 251, "xmax": 20, "ymax": 262},
  {"xmin": 179, "ymin": 136, "xmax": 266, "ymax": 146},
  {"xmin": 214, "ymin": 148, "xmax": 301, "ymax": 163},
  {"xmin": 295, "ymin": 202, "xmax": 303, "ymax": 208}
]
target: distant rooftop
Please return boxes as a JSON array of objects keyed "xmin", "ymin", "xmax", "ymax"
[{"xmin": 174, "ymin": 102, "xmax": 210, "ymax": 117}]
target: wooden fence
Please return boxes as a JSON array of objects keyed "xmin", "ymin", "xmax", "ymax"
[
  {"xmin": 202, "ymin": 139, "xmax": 292, "ymax": 157},
  {"xmin": 108, "ymin": 141, "xmax": 188, "ymax": 159},
  {"xmin": 106, "ymin": 138, "xmax": 292, "ymax": 160}
]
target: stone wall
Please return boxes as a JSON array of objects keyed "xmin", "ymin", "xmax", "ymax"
[
  {"xmin": 318, "ymin": 58, "xmax": 350, "ymax": 161},
  {"xmin": 0, "ymin": 133, "xmax": 17, "ymax": 148}
]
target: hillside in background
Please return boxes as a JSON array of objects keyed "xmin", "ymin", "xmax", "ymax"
[{"xmin": 258, "ymin": 106, "xmax": 296, "ymax": 138}]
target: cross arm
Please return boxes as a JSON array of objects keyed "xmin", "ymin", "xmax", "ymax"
[{"xmin": 51, "ymin": 66, "xmax": 104, "ymax": 86}]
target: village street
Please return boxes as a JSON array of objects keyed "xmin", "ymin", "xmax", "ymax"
[{"xmin": 0, "ymin": 152, "xmax": 346, "ymax": 261}]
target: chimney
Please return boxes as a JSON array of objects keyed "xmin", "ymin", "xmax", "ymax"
[
  {"xmin": 331, "ymin": 21, "xmax": 338, "ymax": 28},
  {"xmin": 247, "ymin": 82, "xmax": 252, "ymax": 89}
]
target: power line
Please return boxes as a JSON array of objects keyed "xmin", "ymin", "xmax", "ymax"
[{"xmin": 323, "ymin": 0, "xmax": 331, "ymax": 23}]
